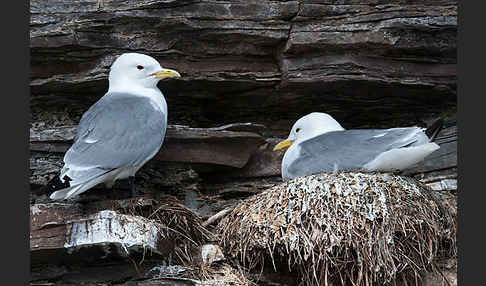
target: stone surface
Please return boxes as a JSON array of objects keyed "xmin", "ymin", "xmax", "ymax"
[
  {"xmin": 30, "ymin": 0, "xmax": 457, "ymax": 135},
  {"xmin": 30, "ymin": 123, "xmax": 266, "ymax": 168},
  {"xmin": 30, "ymin": 0, "xmax": 457, "ymax": 285},
  {"xmin": 30, "ymin": 199, "xmax": 167, "ymax": 265},
  {"xmin": 200, "ymin": 244, "xmax": 225, "ymax": 265}
]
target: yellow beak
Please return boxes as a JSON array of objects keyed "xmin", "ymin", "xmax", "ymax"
[
  {"xmin": 151, "ymin": 68, "xmax": 181, "ymax": 79},
  {"xmin": 273, "ymin": 139, "xmax": 294, "ymax": 151}
]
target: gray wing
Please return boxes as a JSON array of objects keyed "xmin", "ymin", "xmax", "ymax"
[
  {"xmin": 64, "ymin": 92, "xmax": 166, "ymax": 172},
  {"xmin": 287, "ymin": 127, "xmax": 427, "ymax": 177}
]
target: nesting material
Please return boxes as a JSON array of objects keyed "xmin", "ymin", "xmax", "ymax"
[
  {"xmin": 117, "ymin": 196, "xmax": 215, "ymax": 249},
  {"xmin": 148, "ymin": 263, "xmax": 255, "ymax": 286},
  {"xmin": 217, "ymin": 172, "xmax": 456, "ymax": 286}
]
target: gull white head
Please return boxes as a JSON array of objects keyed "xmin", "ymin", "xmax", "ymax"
[
  {"xmin": 274, "ymin": 112, "xmax": 345, "ymax": 151},
  {"xmin": 108, "ymin": 53, "xmax": 181, "ymax": 92}
]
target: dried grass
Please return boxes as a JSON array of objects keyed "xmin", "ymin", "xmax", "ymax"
[
  {"xmin": 216, "ymin": 172, "xmax": 456, "ymax": 286},
  {"xmin": 147, "ymin": 196, "xmax": 214, "ymax": 246},
  {"xmin": 115, "ymin": 196, "xmax": 215, "ymax": 258},
  {"xmin": 104, "ymin": 197, "xmax": 256, "ymax": 285},
  {"xmin": 198, "ymin": 263, "xmax": 257, "ymax": 286},
  {"xmin": 149, "ymin": 263, "xmax": 255, "ymax": 286}
]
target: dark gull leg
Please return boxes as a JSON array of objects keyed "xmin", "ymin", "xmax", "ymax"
[{"xmin": 128, "ymin": 176, "xmax": 142, "ymax": 197}]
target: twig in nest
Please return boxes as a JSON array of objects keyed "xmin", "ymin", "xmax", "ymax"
[
  {"xmin": 203, "ymin": 206, "xmax": 235, "ymax": 227},
  {"xmin": 432, "ymin": 261, "xmax": 452, "ymax": 286}
]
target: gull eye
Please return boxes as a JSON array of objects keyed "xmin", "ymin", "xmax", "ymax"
[
  {"xmin": 137, "ymin": 65, "xmax": 144, "ymax": 70},
  {"xmin": 296, "ymin": 128, "xmax": 301, "ymax": 133}
]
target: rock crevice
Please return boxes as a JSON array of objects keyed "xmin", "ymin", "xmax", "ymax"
[{"xmin": 31, "ymin": 0, "xmax": 457, "ymax": 134}]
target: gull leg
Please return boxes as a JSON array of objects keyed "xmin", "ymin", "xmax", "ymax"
[
  {"xmin": 104, "ymin": 180, "xmax": 117, "ymax": 199},
  {"xmin": 128, "ymin": 176, "xmax": 142, "ymax": 197}
]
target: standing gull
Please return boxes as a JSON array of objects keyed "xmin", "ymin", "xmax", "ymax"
[
  {"xmin": 47, "ymin": 53, "xmax": 181, "ymax": 200},
  {"xmin": 273, "ymin": 112, "xmax": 441, "ymax": 180}
]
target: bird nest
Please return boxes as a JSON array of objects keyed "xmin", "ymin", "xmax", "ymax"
[
  {"xmin": 216, "ymin": 172, "xmax": 456, "ymax": 286},
  {"xmin": 111, "ymin": 196, "xmax": 215, "ymax": 263}
]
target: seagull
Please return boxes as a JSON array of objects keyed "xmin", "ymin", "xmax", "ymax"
[
  {"xmin": 273, "ymin": 112, "xmax": 442, "ymax": 180},
  {"xmin": 47, "ymin": 53, "xmax": 181, "ymax": 200}
]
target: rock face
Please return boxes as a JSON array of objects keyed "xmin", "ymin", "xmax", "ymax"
[
  {"xmin": 30, "ymin": 0, "xmax": 457, "ymax": 285},
  {"xmin": 30, "ymin": 124, "xmax": 266, "ymax": 168},
  {"xmin": 31, "ymin": 0, "xmax": 457, "ymax": 136}
]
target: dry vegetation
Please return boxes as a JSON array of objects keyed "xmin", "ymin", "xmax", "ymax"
[
  {"xmin": 108, "ymin": 196, "xmax": 214, "ymax": 259},
  {"xmin": 107, "ymin": 196, "xmax": 256, "ymax": 285},
  {"xmin": 216, "ymin": 172, "xmax": 457, "ymax": 286},
  {"xmin": 148, "ymin": 263, "xmax": 256, "ymax": 286}
]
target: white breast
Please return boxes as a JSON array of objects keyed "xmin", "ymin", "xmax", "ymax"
[{"xmin": 282, "ymin": 143, "xmax": 302, "ymax": 180}]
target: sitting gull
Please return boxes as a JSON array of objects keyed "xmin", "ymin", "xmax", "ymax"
[
  {"xmin": 273, "ymin": 112, "xmax": 441, "ymax": 180},
  {"xmin": 47, "ymin": 53, "xmax": 181, "ymax": 200}
]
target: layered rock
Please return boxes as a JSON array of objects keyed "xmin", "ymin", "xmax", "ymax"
[
  {"xmin": 31, "ymin": 0, "xmax": 457, "ymax": 135},
  {"xmin": 30, "ymin": 1, "xmax": 457, "ymax": 285}
]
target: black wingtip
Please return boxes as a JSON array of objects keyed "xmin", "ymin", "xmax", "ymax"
[
  {"xmin": 45, "ymin": 175, "xmax": 71, "ymax": 192},
  {"xmin": 425, "ymin": 117, "xmax": 445, "ymax": 142}
]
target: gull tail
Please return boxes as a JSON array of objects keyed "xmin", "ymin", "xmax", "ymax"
[
  {"xmin": 425, "ymin": 117, "xmax": 444, "ymax": 142},
  {"xmin": 47, "ymin": 168, "xmax": 114, "ymax": 200},
  {"xmin": 49, "ymin": 184, "xmax": 86, "ymax": 200},
  {"xmin": 364, "ymin": 143, "xmax": 440, "ymax": 171},
  {"xmin": 45, "ymin": 175, "xmax": 71, "ymax": 195}
]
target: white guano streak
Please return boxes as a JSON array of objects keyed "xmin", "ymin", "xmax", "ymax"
[{"xmin": 64, "ymin": 210, "xmax": 160, "ymax": 254}]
